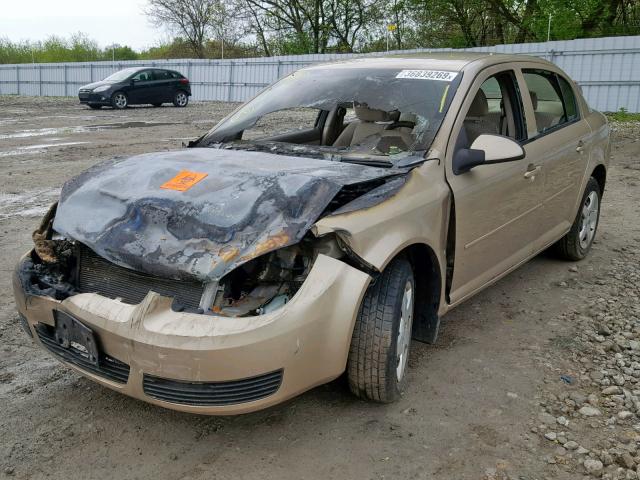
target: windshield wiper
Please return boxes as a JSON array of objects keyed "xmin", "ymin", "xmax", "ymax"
[{"xmin": 339, "ymin": 157, "xmax": 394, "ymax": 168}]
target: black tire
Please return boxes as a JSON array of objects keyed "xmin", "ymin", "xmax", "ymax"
[
  {"xmin": 88, "ymin": 104, "xmax": 102, "ymax": 110},
  {"xmin": 347, "ymin": 257, "xmax": 415, "ymax": 403},
  {"xmin": 173, "ymin": 91, "xmax": 189, "ymax": 107},
  {"xmin": 152, "ymin": 103, "xmax": 162, "ymax": 107},
  {"xmin": 111, "ymin": 91, "xmax": 128, "ymax": 109},
  {"xmin": 554, "ymin": 177, "xmax": 601, "ymax": 261}
]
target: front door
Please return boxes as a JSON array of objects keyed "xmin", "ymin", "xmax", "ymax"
[
  {"xmin": 128, "ymin": 70, "xmax": 155, "ymax": 104},
  {"xmin": 445, "ymin": 67, "xmax": 544, "ymax": 304},
  {"xmin": 150, "ymin": 69, "xmax": 175, "ymax": 103}
]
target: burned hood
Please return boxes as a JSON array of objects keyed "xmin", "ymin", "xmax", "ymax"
[{"xmin": 53, "ymin": 148, "xmax": 398, "ymax": 282}]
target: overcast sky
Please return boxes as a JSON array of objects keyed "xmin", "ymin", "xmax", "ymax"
[{"xmin": 0, "ymin": 0, "xmax": 166, "ymax": 50}]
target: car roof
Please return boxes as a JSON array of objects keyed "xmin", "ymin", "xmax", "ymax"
[{"xmin": 302, "ymin": 52, "xmax": 553, "ymax": 73}]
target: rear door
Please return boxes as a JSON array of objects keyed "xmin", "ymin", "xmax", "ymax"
[
  {"xmin": 445, "ymin": 66, "xmax": 545, "ymax": 304},
  {"xmin": 518, "ymin": 66, "xmax": 592, "ymax": 249}
]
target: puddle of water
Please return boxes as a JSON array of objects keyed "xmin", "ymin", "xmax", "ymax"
[
  {"xmin": 0, "ymin": 121, "xmax": 177, "ymax": 139},
  {"xmin": 22, "ymin": 141, "xmax": 89, "ymax": 150},
  {"xmin": 0, "ymin": 141, "xmax": 90, "ymax": 157},
  {"xmin": 0, "ymin": 188, "xmax": 60, "ymax": 220}
]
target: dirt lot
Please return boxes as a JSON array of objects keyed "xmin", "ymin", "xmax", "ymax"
[{"xmin": 0, "ymin": 96, "xmax": 639, "ymax": 480}]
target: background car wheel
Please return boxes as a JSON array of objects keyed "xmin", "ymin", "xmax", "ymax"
[
  {"xmin": 347, "ymin": 257, "xmax": 415, "ymax": 403},
  {"xmin": 88, "ymin": 104, "xmax": 102, "ymax": 110},
  {"xmin": 173, "ymin": 91, "xmax": 189, "ymax": 107},
  {"xmin": 554, "ymin": 177, "xmax": 601, "ymax": 261},
  {"xmin": 111, "ymin": 92, "xmax": 128, "ymax": 109},
  {"xmin": 152, "ymin": 103, "xmax": 162, "ymax": 107}
]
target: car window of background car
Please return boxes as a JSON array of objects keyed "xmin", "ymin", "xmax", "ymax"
[
  {"xmin": 103, "ymin": 68, "xmax": 138, "ymax": 82},
  {"xmin": 132, "ymin": 70, "xmax": 153, "ymax": 82},
  {"xmin": 242, "ymin": 107, "xmax": 319, "ymax": 140},
  {"xmin": 522, "ymin": 70, "xmax": 568, "ymax": 134},
  {"xmin": 153, "ymin": 70, "xmax": 172, "ymax": 81}
]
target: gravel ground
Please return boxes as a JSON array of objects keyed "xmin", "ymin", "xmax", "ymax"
[{"xmin": 0, "ymin": 96, "xmax": 639, "ymax": 480}]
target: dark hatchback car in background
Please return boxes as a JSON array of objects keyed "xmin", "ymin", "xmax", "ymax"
[{"xmin": 78, "ymin": 67, "xmax": 191, "ymax": 109}]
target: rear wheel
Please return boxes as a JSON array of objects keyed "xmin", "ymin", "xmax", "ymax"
[
  {"xmin": 173, "ymin": 91, "xmax": 189, "ymax": 107},
  {"xmin": 111, "ymin": 91, "xmax": 128, "ymax": 109},
  {"xmin": 347, "ymin": 257, "xmax": 415, "ymax": 403},
  {"xmin": 554, "ymin": 177, "xmax": 601, "ymax": 260},
  {"xmin": 88, "ymin": 104, "xmax": 102, "ymax": 110}
]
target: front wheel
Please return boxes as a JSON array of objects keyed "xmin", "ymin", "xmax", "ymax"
[
  {"xmin": 347, "ymin": 257, "xmax": 415, "ymax": 403},
  {"xmin": 554, "ymin": 177, "xmax": 601, "ymax": 260},
  {"xmin": 173, "ymin": 91, "xmax": 189, "ymax": 107},
  {"xmin": 111, "ymin": 92, "xmax": 128, "ymax": 109}
]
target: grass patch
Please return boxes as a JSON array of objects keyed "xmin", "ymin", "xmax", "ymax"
[{"xmin": 606, "ymin": 108, "xmax": 640, "ymax": 122}]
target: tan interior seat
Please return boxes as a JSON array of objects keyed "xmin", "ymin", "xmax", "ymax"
[
  {"xmin": 333, "ymin": 106, "xmax": 400, "ymax": 147},
  {"xmin": 529, "ymin": 91, "xmax": 562, "ymax": 132},
  {"xmin": 463, "ymin": 90, "xmax": 499, "ymax": 144}
]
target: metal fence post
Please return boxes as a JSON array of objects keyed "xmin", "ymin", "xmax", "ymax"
[
  {"xmin": 38, "ymin": 65, "xmax": 42, "ymax": 96},
  {"xmin": 276, "ymin": 60, "xmax": 281, "ymax": 79},
  {"xmin": 16, "ymin": 65, "xmax": 19, "ymax": 95},
  {"xmin": 63, "ymin": 64, "xmax": 68, "ymax": 96},
  {"xmin": 90, "ymin": 63, "xmax": 94, "ymax": 83},
  {"xmin": 227, "ymin": 61, "xmax": 234, "ymax": 101}
]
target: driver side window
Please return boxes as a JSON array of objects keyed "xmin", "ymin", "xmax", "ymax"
[
  {"xmin": 460, "ymin": 71, "xmax": 525, "ymax": 148},
  {"xmin": 132, "ymin": 70, "xmax": 153, "ymax": 82}
]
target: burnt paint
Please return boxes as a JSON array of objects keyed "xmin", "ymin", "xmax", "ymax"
[{"xmin": 53, "ymin": 148, "xmax": 403, "ymax": 282}]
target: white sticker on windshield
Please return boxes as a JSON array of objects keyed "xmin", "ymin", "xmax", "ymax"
[{"xmin": 396, "ymin": 70, "xmax": 458, "ymax": 81}]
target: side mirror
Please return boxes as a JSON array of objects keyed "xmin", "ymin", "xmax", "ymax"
[{"xmin": 453, "ymin": 134, "xmax": 525, "ymax": 175}]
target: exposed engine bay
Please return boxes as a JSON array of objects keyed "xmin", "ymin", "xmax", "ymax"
[{"xmin": 20, "ymin": 149, "xmax": 403, "ymax": 317}]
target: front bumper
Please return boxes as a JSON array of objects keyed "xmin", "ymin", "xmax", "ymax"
[
  {"xmin": 78, "ymin": 92, "xmax": 111, "ymax": 105},
  {"xmin": 14, "ymin": 253, "xmax": 370, "ymax": 414}
]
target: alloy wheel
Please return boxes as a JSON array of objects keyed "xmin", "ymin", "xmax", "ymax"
[
  {"xmin": 578, "ymin": 190, "xmax": 599, "ymax": 249},
  {"xmin": 113, "ymin": 93, "xmax": 127, "ymax": 109},
  {"xmin": 175, "ymin": 92, "xmax": 188, "ymax": 107},
  {"xmin": 396, "ymin": 280, "xmax": 414, "ymax": 382}
]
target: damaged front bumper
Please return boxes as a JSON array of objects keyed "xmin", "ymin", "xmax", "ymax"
[{"xmin": 13, "ymin": 251, "xmax": 371, "ymax": 415}]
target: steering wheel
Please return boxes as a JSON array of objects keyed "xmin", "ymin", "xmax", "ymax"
[{"xmin": 384, "ymin": 121, "xmax": 416, "ymax": 130}]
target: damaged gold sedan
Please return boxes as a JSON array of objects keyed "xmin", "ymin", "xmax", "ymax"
[{"xmin": 13, "ymin": 53, "xmax": 610, "ymax": 414}]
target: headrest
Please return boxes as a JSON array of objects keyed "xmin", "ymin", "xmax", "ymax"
[
  {"xmin": 399, "ymin": 112, "xmax": 417, "ymax": 123},
  {"xmin": 354, "ymin": 105, "xmax": 399, "ymax": 122},
  {"xmin": 529, "ymin": 91, "xmax": 538, "ymax": 110},
  {"xmin": 467, "ymin": 89, "xmax": 488, "ymax": 117}
]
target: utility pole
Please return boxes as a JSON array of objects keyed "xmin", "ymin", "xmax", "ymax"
[{"xmin": 547, "ymin": 13, "xmax": 552, "ymax": 42}]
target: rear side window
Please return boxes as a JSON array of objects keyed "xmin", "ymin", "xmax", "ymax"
[
  {"xmin": 153, "ymin": 70, "xmax": 172, "ymax": 80},
  {"xmin": 557, "ymin": 75, "xmax": 579, "ymax": 122},
  {"xmin": 522, "ymin": 69, "xmax": 579, "ymax": 136}
]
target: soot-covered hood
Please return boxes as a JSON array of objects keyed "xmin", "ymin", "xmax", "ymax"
[{"xmin": 53, "ymin": 148, "xmax": 399, "ymax": 282}]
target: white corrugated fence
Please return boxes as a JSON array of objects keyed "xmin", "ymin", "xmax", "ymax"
[{"xmin": 1, "ymin": 35, "xmax": 639, "ymax": 112}]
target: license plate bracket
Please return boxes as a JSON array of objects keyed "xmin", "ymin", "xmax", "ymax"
[{"xmin": 53, "ymin": 311, "xmax": 100, "ymax": 367}]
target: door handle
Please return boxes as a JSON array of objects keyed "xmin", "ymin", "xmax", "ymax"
[
  {"xmin": 576, "ymin": 140, "xmax": 585, "ymax": 153},
  {"xmin": 524, "ymin": 165, "xmax": 542, "ymax": 179}
]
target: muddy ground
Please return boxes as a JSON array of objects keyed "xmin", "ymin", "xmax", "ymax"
[{"xmin": 0, "ymin": 96, "xmax": 638, "ymax": 480}]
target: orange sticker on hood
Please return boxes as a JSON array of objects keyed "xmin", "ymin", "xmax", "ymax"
[{"xmin": 160, "ymin": 170, "xmax": 208, "ymax": 191}]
